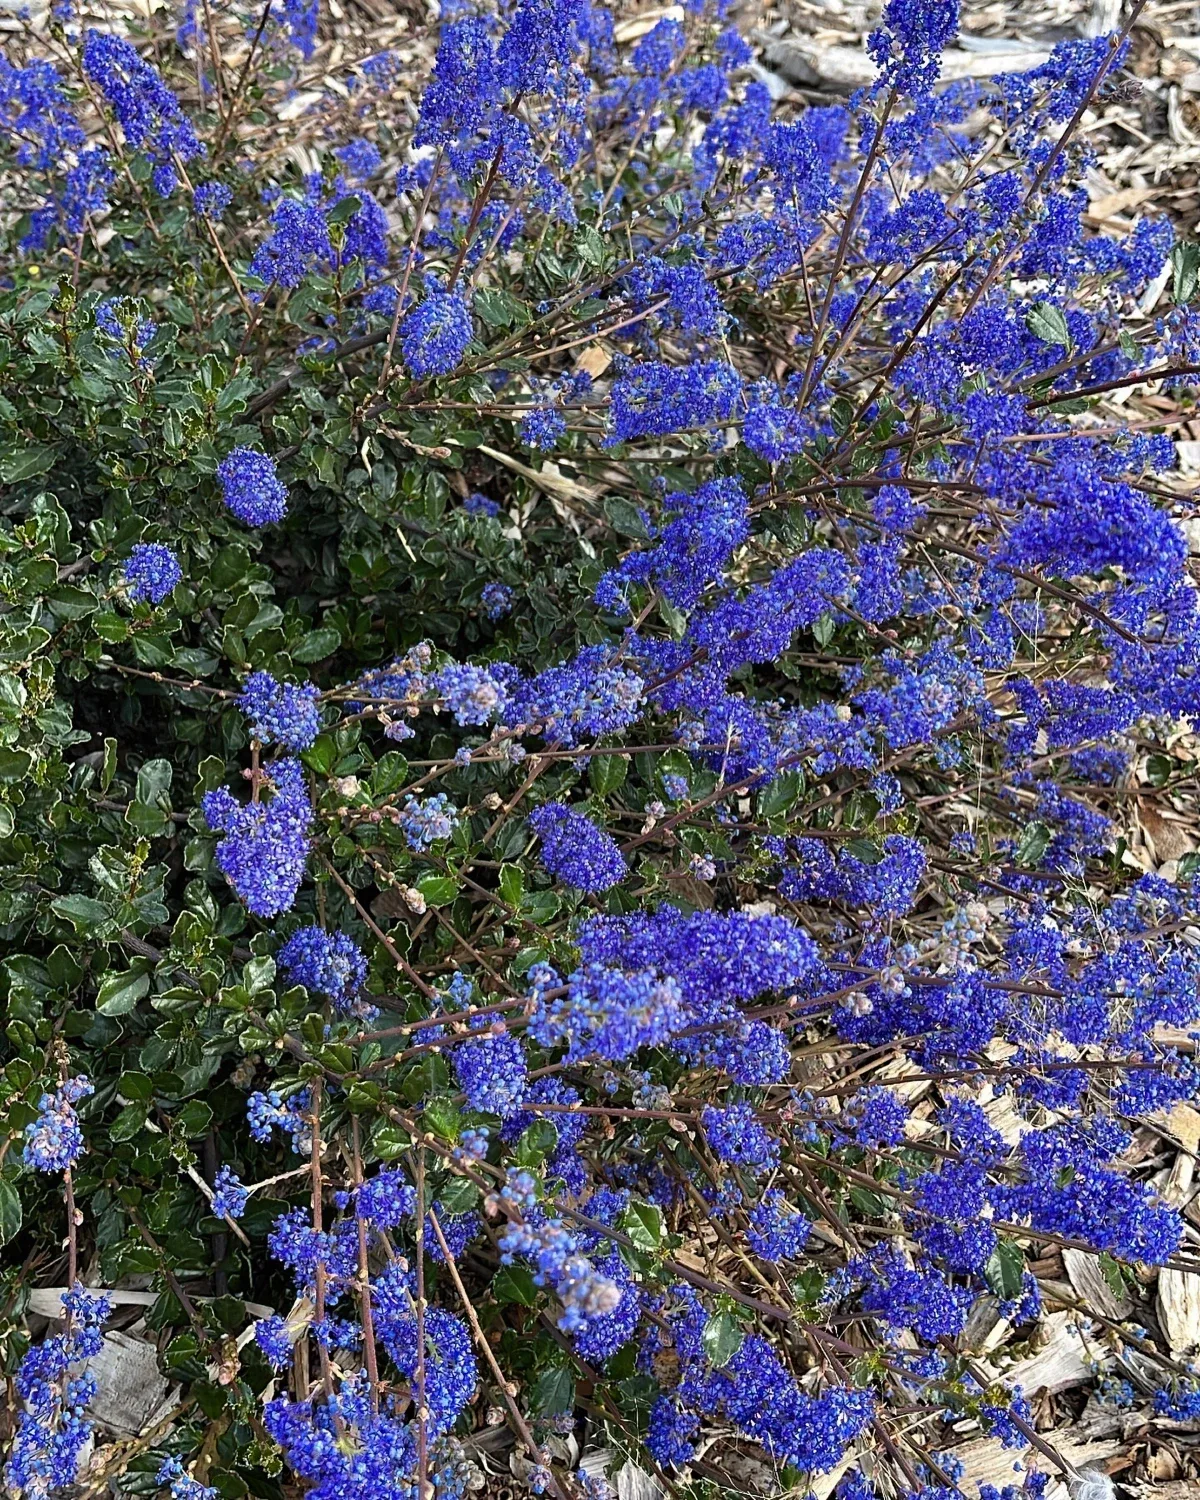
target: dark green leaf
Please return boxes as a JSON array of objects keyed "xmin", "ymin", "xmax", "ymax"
[
  {"xmin": 1015, "ymin": 820, "xmax": 1051, "ymax": 868},
  {"xmin": 603, "ymin": 496, "xmax": 651, "ymax": 540},
  {"xmin": 1099, "ymin": 1253, "xmax": 1126, "ymax": 1300},
  {"xmin": 110, "ymin": 1102, "xmax": 149, "ymax": 1142},
  {"xmin": 493, "ymin": 1264, "xmax": 539, "ymax": 1306},
  {"xmin": 514, "ymin": 1119, "xmax": 558, "ymax": 1166},
  {"xmin": 1172, "ymin": 241, "xmax": 1200, "ymax": 304},
  {"xmin": 590, "ymin": 754, "xmax": 628, "ymax": 797},
  {"xmin": 0, "ymin": 1179, "xmax": 22, "ymax": 1247},
  {"xmin": 530, "ymin": 1364, "xmax": 575, "ymax": 1415},
  {"xmin": 96, "ymin": 969, "xmax": 150, "ymax": 1016},
  {"xmin": 424, "ymin": 1095, "xmax": 461, "ymax": 1140},
  {"xmin": 372, "ymin": 751, "xmax": 409, "ymax": 796},
  {"xmin": 414, "ymin": 872, "xmax": 458, "ymax": 906},
  {"xmin": 1025, "ymin": 302, "xmax": 1071, "ymax": 346},
  {"xmin": 757, "ymin": 769, "xmax": 803, "ymax": 819},
  {"xmin": 701, "ymin": 1311, "xmax": 743, "ymax": 1368},
  {"xmin": 293, "ymin": 626, "xmax": 341, "ymax": 663},
  {"xmin": 984, "ymin": 1238, "xmax": 1025, "ymax": 1300},
  {"xmin": 620, "ymin": 1199, "xmax": 663, "ymax": 1251},
  {"xmin": 498, "ymin": 864, "xmax": 525, "ymax": 907},
  {"xmin": 51, "ymin": 894, "xmax": 112, "ymax": 932},
  {"xmin": 437, "ymin": 1176, "xmax": 480, "ymax": 1215},
  {"xmin": 175, "ymin": 1100, "xmax": 214, "ymax": 1137},
  {"xmin": 0, "ymin": 749, "xmax": 32, "ymax": 782},
  {"xmin": 0, "ymin": 445, "xmax": 57, "ymax": 483}
]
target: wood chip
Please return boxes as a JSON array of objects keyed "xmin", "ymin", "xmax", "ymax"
[
  {"xmin": 951, "ymin": 1431, "xmax": 1122, "ymax": 1494},
  {"xmin": 1087, "ymin": 186, "xmax": 1157, "ymax": 220},
  {"xmin": 1063, "ymin": 1247, "xmax": 1134, "ymax": 1321},
  {"xmin": 84, "ymin": 1331, "xmax": 173, "ymax": 1436},
  {"xmin": 1005, "ymin": 1312, "xmax": 1108, "ymax": 1396},
  {"xmin": 1157, "ymin": 1266, "xmax": 1200, "ymax": 1352},
  {"xmin": 761, "ymin": 38, "xmax": 1050, "ymax": 91},
  {"xmin": 575, "ymin": 344, "xmax": 613, "ymax": 381},
  {"xmin": 1152, "ymin": 1101, "xmax": 1200, "ymax": 1154}
]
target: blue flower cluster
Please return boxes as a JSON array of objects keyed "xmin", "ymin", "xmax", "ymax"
[
  {"xmin": 647, "ymin": 1286, "xmax": 874, "ymax": 1474},
  {"xmin": 480, "ymin": 581, "xmax": 513, "ymax": 620},
  {"xmin": 452, "ymin": 1018, "xmax": 527, "ymax": 1117},
  {"xmin": 398, "ymin": 792, "xmax": 459, "ymax": 851},
  {"xmin": 4, "ymin": 1287, "xmax": 111, "ymax": 1500},
  {"xmin": 400, "ymin": 290, "xmax": 474, "ymax": 378},
  {"xmin": 217, "ymin": 448, "xmax": 289, "ymax": 527},
  {"xmin": 247, "ymin": 1088, "xmax": 312, "ymax": 1154},
  {"xmin": 702, "ymin": 1103, "xmax": 780, "ymax": 1176},
  {"xmin": 238, "ymin": 671, "xmax": 321, "ymax": 750},
  {"xmin": 23, "ymin": 1076, "xmax": 92, "ymax": 1172},
  {"xmin": 278, "ymin": 926, "xmax": 369, "ymax": 1014},
  {"xmin": 158, "ymin": 1457, "xmax": 218, "ymax": 1500},
  {"xmin": 528, "ymin": 801, "xmax": 627, "ymax": 892},
  {"xmin": 203, "ymin": 758, "xmax": 312, "ymax": 917},
  {"xmin": 193, "ymin": 181, "xmax": 232, "ymax": 219},
  {"xmin": 123, "ymin": 543, "xmax": 181, "ymax": 604},
  {"xmin": 81, "ymin": 31, "xmax": 202, "ymax": 196},
  {"xmin": 435, "ymin": 663, "xmax": 507, "ymax": 726},
  {"xmin": 498, "ymin": 1215, "xmax": 629, "ymax": 1345},
  {"xmin": 211, "ymin": 1166, "xmax": 248, "ymax": 1221},
  {"xmin": 248, "ymin": 173, "xmax": 388, "ymax": 292}
]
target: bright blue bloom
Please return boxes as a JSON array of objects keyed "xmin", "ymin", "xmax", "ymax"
[
  {"xmin": 747, "ymin": 1190, "xmax": 810, "ymax": 1261},
  {"xmin": 609, "ymin": 359, "xmax": 742, "ymax": 442},
  {"xmin": 81, "ymin": 30, "xmax": 203, "ymax": 190},
  {"xmin": 513, "ymin": 647, "xmax": 646, "ymax": 746},
  {"xmin": 124, "ymin": 543, "xmax": 181, "ymax": 603},
  {"xmin": 498, "ymin": 1216, "xmax": 623, "ymax": 1337},
  {"xmin": 202, "ymin": 757, "xmax": 312, "ymax": 917},
  {"xmin": 435, "ymin": 663, "xmax": 507, "ymax": 725},
  {"xmin": 400, "ymin": 291, "xmax": 473, "ymax": 378},
  {"xmin": 529, "ymin": 802, "xmax": 627, "ymax": 892},
  {"xmin": 481, "ymin": 581, "xmax": 514, "ymax": 620},
  {"xmin": 520, "ymin": 407, "xmax": 566, "ymax": 449},
  {"xmin": 238, "ymin": 671, "xmax": 321, "ymax": 749},
  {"xmin": 254, "ymin": 1315, "xmax": 293, "ymax": 1369},
  {"xmin": 0, "ymin": 58, "xmax": 84, "ymax": 170},
  {"xmin": 210, "ymin": 1165, "xmax": 248, "ymax": 1221},
  {"xmin": 3, "ymin": 1286, "xmax": 110, "ymax": 1500},
  {"xmin": 398, "ymin": 793, "xmax": 459, "ymax": 851},
  {"xmin": 192, "ymin": 181, "xmax": 232, "ymax": 218},
  {"xmin": 217, "ymin": 447, "xmax": 289, "ymax": 527},
  {"xmin": 530, "ymin": 963, "xmax": 684, "ymax": 1062},
  {"xmin": 374, "ymin": 1305, "xmax": 476, "ymax": 1437},
  {"xmin": 246, "ymin": 1088, "xmax": 312, "ymax": 1153},
  {"xmin": 452, "ymin": 1020, "xmax": 527, "ymax": 1117},
  {"xmin": 158, "ymin": 1456, "xmax": 218, "ymax": 1500},
  {"xmin": 96, "ymin": 296, "xmax": 154, "ymax": 353},
  {"xmin": 23, "ymin": 1076, "xmax": 92, "ymax": 1172},
  {"xmin": 417, "ymin": 16, "xmax": 502, "ymax": 147},
  {"xmin": 702, "ymin": 1103, "xmax": 779, "ymax": 1176},
  {"xmin": 464, "ymin": 492, "xmax": 499, "ymax": 517},
  {"xmin": 283, "ymin": 0, "xmax": 319, "ymax": 58},
  {"xmin": 596, "ymin": 477, "xmax": 748, "ymax": 614},
  {"xmin": 336, "ymin": 138, "xmax": 382, "ymax": 182},
  {"xmin": 278, "ymin": 926, "xmax": 369, "ymax": 1013},
  {"xmin": 867, "ymin": 0, "xmax": 961, "ymax": 96},
  {"xmin": 249, "ymin": 193, "xmax": 332, "ymax": 289}
]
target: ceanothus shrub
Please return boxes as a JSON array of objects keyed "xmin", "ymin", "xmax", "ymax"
[{"xmin": 2, "ymin": 1, "xmax": 1200, "ymax": 1498}]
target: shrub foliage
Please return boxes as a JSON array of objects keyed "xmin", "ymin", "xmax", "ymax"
[{"xmin": 3, "ymin": 1, "xmax": 1200, "ymax": 1497}]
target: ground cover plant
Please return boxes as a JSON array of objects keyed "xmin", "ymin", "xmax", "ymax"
[{"xmin": 2, "ymin": 0, "xmax": 1200, "ymax": 1496}]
